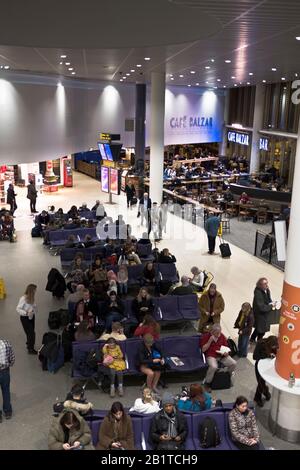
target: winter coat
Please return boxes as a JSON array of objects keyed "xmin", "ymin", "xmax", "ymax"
[
  {"xmin": 27, "ymin": 183, "xmax": 37, "ymax": 201},
  {"xmin": 150, "ymin": 409, "xmax": 188, "ymax": 449},
  {"xmin": 48, "ymin": 409, "xmax": 94, "ymax": 450},
  {"xmin": 205, "ymin": 216, "xmax": 220, "ymax": 237},
  {"xmin": 63, "ymin": 399, "xmax": 93, "ymax": 416},
  {"xmin": 97, "ymin": 413, "xmax": 135, "ymax": 450},
  {"xmin": 102, "ymin": 344, "xmax": 126, "ymax": 371},
  {"xmin": 252, "ymin": 287, "xmax": 272, "ymax": 334},
  {"xmin": 132, "ymin": 297, "xmax": 154, "ymax": 323},
  {"xmin": 177, "ymin": 393, "xmax": 212, "ymax": 412},
  {"xmin": 198, "ymin": 291, "xmax": 225, "ymax": 332},
  {"xmin": 229, "ymin": 408, "xmax": 260, "ymax": 446},
  {"xmin": 7, "ymin": 187, "xmax": 16, "ymax": 205},
  {"xmin": 130, "ymin": 398, "xmax": 160, "ymax": 414},
  {"xmin": 234, "ymin": 310, "xmax": 255, "ymax": 336},
  {"xmin": 46, "ymin": 268, "xmax": 66, "ymax": 295}
]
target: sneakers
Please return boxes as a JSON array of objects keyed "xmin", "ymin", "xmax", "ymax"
[
  {"xmin": 118, "ymin": 385, "xmax": 124, "ymax": 397},
  {"xmin": 110, "ymin": 385, "xmax": 115, "ymax": 398},
  {"xmin": 4, "ymin": 413, "xmax": 12, "ymax": 420}
]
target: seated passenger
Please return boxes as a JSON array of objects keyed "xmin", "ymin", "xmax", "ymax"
[
  {"xmin": 102, "ymin": 337, "xmax": 126, "ymax": 397},
  {"xmin": 102, "ymin": 291, "xmax": 125, "ymax": 333},
  {"xmin": 36, "ymin": 210, "xmax": 50, "ymax": 229},
  {"xmin": 75, "ymin": 289, "xmax": 98, "ymax": 328},
  {"xmin": 129, "ymin": 387, "xmax": 160, "ymax": 414},
  {"xmin": 142, "ymin": 262, "xmax": 157, "ymax": 287},
  {"xmin": 100, "ymin": 321, "xmax": 127, "ymax": 341},
  {"xmin": 171, "ymin": 275, "xmax": 195, "ymax": 296},
  {"xmin": 137, "ymin": 232, "xmax": 151, "ymax": 245},
  {"xmin": 137, "ymin": 334, "xmax": 164, "ymax": 393},
  {"xmin": 189, "ymin": 266, "xmax": 205, "ymax": 292},
  {"xmin": 48, "ymin": 409, "xmax": 94, "ymax": 450},
  {"xmin": 177, "ymin": 384, "xmax": 212, "ymax": 412},
  {"xmin": 97, "ymin": 402, "xmax": 134, "ymax": 450},
  {"xmin": 78, "ymin": 202, "xmax": 90, "ymax": 212},
  {"xmin": 150, "ymin": 393, "xmax": 188, "ymax": 450},
  {"xmin": 82, "ymin": 234, "xmax": 95, "ymax": 248},
  {"xmin": 67, "ymin": 254, "xmax": 88, "ymax": 292},
  {"xmin": 229, "ymin": 396, "xmax": 260, "ymax": 450},
  {"xmin": 62, "ymin": 384, "xmax": 94, "ymax": 416},
  {"xmin": 74, "ymin": 320, "xmax": 96, "ymax": 342},
  {"xmin": 200, "ymin": 324, "xmax": 237, "ymax": 392},
  {"xmin": 132, "ymin": 288, "xmax": 154, "ymax": 323},
  {"xmin": 158, "ymin": 248, "xmax": 176, "ymax": 264},
  {"xmin": 67, "ymin": 205, "xmax": 79, "ymax": 219},
  {"xmin": 134, "ymin": 314, "xmax": 160, "ymax": 341},
  {"xmin": 239, "ymin": 192, "xmax": 250, "ymax": 204},
  {"xmin": 64, "ymin": 234, "xmax": 77, "ymax": 248},
  {"xmin": 117, "ymin": 264, "xmax": 128, "ymax": 296}
]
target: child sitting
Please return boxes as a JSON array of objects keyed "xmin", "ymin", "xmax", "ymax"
[{"xmin": 102, "ymin": 338, "xmax": 126, "ymax": 398}]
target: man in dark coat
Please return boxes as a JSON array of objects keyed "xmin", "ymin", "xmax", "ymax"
[
  {"xmin": 6, "ymin": 184, "xmax": 17, "ymax": 215},
  {"xmin": 250, "ymin": 277, "xmax": 275, "ymax": 342},
  {"xmin": 138, "ymin": 192, "xmax": 152, "ymax": 234},
  {"xmin": 27, "ymin": 180, "xmax": 38, "ymax": 214}
]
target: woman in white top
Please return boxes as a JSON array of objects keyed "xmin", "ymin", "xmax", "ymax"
[
  {"xmin": 129, "ymin": 388, "xmax": 160, "ymax": 414},
  {"xmin": 189, "ymin": 266, "xmax": 205, "ymax": 292},
  {"xmin": 16, "ymin": 284, "xmax": 37, "ymax": 354}
]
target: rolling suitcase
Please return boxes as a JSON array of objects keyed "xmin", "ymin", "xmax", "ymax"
[{"xmin": 219, "ymin": 237, "xmax": 231, "ymax": 258}]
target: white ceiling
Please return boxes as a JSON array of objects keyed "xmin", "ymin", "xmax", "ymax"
[{"xmin": 0, "ymin": 0, "xmax": 300, "ymax": 89}]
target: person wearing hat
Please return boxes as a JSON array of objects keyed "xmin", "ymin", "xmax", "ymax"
[
  {"xmin": 137, "ymin": 334, "xmax": 164, "ymax": 393},
  {"xmin": 150, "ymin": 392, "xmax": 188, "ymax": 450}
]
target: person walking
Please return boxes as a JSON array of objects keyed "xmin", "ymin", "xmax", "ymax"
[
  {"xmin": 253, "ymin": 336, "xmax": 279, "ymax": 407},
  {"xmin": 138, "ymin": 192, "xmax": 152, "ymax": 233},
  {"xmin": 6, "ymin": 184, "xmax": 17, "ymax": 216},
  {"xmin": 205, "ymin": 213, "xmax": 220, "ymax": 255},
  {"xmin": 250, "ymin": 278, "xmax": 276, "ymax": 343},
  {"xmin": 125, "ymin": 184, "xmax": 134, "ymax": 209},
  {"xmin": 16, "ymin": 284, "xmax": 38, "ymax": 354},
  {"xmin": 27, "ymin": 180, "xmax": 38, "ymax": 214},
  {"xmin": 0, "ymin": 338, "xmax": 15, "ymax": 421}
]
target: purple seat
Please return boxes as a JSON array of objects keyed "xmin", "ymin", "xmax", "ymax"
[
  {"xmin": 72, "ymin": 341, "xmax": 100, "ymax": 378},
  {"xmin": 162, "ymin": 335, "xmax": 206, "ymax": 372},
  {"xmin": 141, "ymin": 414, "xmax": 155, "ymax": 450},
  {"xmin": 157, "ymin": 263, "xmax": 179, "ymax": 282},
  {"xmin": 184, "ymin": 414, "xmax": 196, "ymax": 450},
  {"xmin": 91, "ymin": 418, "xmax": 103, "ymax": 447},
  {"xmin": 192, "ymin": 412, "xmax": 231, "ymax": 450},
  {"xmin": 124, "ymin": 337, "xmax": 143, "ymax": 374},
  {"xmin": 178, "ymin": 294, "xmax": 199, "ymax": 320},
  {"xmin": 127, "ymin": 264, "xmax": 144, "ymax": 286},
  {"xmin": 124, "ymin": 298, "xmax": 138, "ymax": 322},
  {"xmin": 136, "ymin": 243, "xmax": 154, "ymax": 260},
  {"xmin": 154, "ymin": 296, "xmax": 182, "ymax": 322},
  {"xmin": 131, "ymin": 416, "xmax": 143, "ymax": 449}
]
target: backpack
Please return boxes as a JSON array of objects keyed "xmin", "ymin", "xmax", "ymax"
[
  {"xmin": 199, "ymin": 416, "xmax": 221, "ymax": 448},
  {"xmin": 86, "ymin": 348, "xmax": 103, "ymax": 370},
  {"xmin": 48, "ymin": 310, "xmax": 60, "ymax": 330},
  {"xmin": 47, "ymin": 335, "xmax": 65, "ymax": 373},
  {"xmin": 227, "ymin": 338, "xmax": 238, "ymax": 357}
]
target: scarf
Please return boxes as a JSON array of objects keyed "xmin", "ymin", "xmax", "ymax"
[{"xmin": 163, "ymin": 411, "xmax": 177, "ymax": 438}]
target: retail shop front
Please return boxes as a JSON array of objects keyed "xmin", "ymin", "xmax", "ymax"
[
  {"xmin": 225, "ymin": 128, "xmax": 252, "ymax": 171},
  {"xmin": 258, "ymin": 133, "xmax": 296, "ymax": 189}
]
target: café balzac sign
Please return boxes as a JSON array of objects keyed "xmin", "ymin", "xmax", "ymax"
[
  {"xmin": 170, "ymin": 115, "xmax": 213, "ymax": 129},
  {"xmin": 227, "ymin": 130, "xmax": 250, "ymax": 146}
]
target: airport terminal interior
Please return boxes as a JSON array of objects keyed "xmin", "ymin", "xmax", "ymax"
[{"xmin": 0, "ymin": 0, "xmax": 300, "ymax": 451}]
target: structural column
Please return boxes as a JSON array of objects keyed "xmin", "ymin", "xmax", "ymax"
[
  {"xmin": 135, "ymin": 83, "xmax": 146, "ymax": 175},
  {"xmin": 219, "ymin": 90, "xmax": 230, "ymax": 156},
  {"xmin": 149, "ymin": 72, "xmax": 165, "ymax": 204},
  {"xmin": 250, "ymin": 84, "xmax": 265, "ymax": 174}
]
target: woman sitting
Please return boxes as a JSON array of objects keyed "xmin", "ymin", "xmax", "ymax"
[
  {"xmin": 132, "ymin": 288, "xmax": 154, "ymax": 323},
  {"xmin": 130, "ymin": 387, "xmax": 160, "ymax": 414},
  {"xmin": 62, "ymin": 384, "xmax": 94, "ymax": 416},
  {"xmin": 97, "ymin": 402, "xmax": 134, "ymax": 450},
  {"xmin": 67, "ymin": 254, "xmax": 88, "ymax": 292},
  {"xmin": 102, "ymin": 291, "xmax": 125, "ymax": 333},
  {"xmin": 189, "ymin": 266, "xmax": 205, "ymax": 292},
  {"xmin": 89, "ymin": 256, "xmax": 108, "ymax": 296},
  {"xmin": 102, "ymin": 337, "xmax": 126, "ymax": 398},
  {"xmin": 48, "ymin": 409, "xmax": 94, "ymax": 450},
  {"xmin": 229, "ymin": 396, "xmax": 260, "ymax": 450},
  {"xmin": 158, "ymin": 248, "xmax": 176, "ymax": 264},
  {"xmin": 142, "ymin": 262, "xmax": 156, "ymax": 287},
  {"xmin": 64, "ymin": 234, "xmax": 77, "ymax": 248},
  {"xmin": 137, "ymin": 334, "xmax": 164, "ymax": 393},
  {"xmin": 74, "ymin": 320, "xmax": 96, "ymax": 342},
  {"xmin": 134, "ymin": 314, "xmax": 160, "ymax": 341},
  {"xmin": 117, "ymin": 265, "xmax": 128, "ymax": 296},
  {"xmin": 177, "ymin": 384, "xmax": 212, "ymax": 412},
  {"xmin": 100, "ymin": 321, "xmax": 127, "ymax": 341}
]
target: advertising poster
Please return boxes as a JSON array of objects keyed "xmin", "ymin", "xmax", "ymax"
[{"xmin": 101, "ymin": 166, "xmax": 109, "ymax": 192}]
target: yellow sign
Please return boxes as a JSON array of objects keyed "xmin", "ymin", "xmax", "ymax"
[
  {"xmin": 102, "ymin": 160, "xmax": 116, "ymax": 169},
  {"xmin": 100, "ymin": 133, "xmax": 111, "ymax": 142}
]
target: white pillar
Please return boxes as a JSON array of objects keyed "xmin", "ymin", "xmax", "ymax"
[
  {"xmin": 219, "ymin": 90, "xmax": 230, "ymax": 156},
  {"xmin": 250, "ymin": 84, "xmax": 265, "ymax": 174},
  {"xmin": 149, "ymin": 72, "xmax": 165, "ymax": 204}
]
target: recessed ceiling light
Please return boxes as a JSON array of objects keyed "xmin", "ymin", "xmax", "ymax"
[
  {"xmin": 170, "ymin": 77, "xmax": 174, "ymax": 80},
  {"xmin": 71, "ymin": 72, "xmax": 76, "ymax": 75},
  {"xmin": 190, "ymin": 71, "xmax": 196, "ymax": 74},
  {"xmin": 225, "ymin": 60, "xmax": 231, "ymax": 63},
  {"xmin": 295, "ymin": 73, "xmax": 298, "ymax": 77},
  {"xmin": 211, "ymin": 59, "xmax": 215, "ymax": 62},
  {"xmin": 249, "ymin": 72, "xmax": 253, "ymax": 76},
  {"xmin": 205, "ymin": 66, "xmax": 210, "ymax": 69},
  {"xmin": 179, "ymin": 74, "xmax": 184, "ymax": 78},
  {"xmin": 4, "ymin": 65, "xmax": 10, "ymax": 70},
  {"xmin": 65, "ymin": 62, "xmax": 71, "ymax": 66},
  {"xmin": 126, "ymin": 73, "xmax": 130, "ymax": 76},
  {"xmin": 59, "ymin": 62, "xmax": 63, "ymax": 65},
  {"xmin": 262, "ymin": 80, "xmax": 266, "ymax": 83},
  {"xmin": 271, "ymin": 67, "xmax": 277, "ymax": 71},
  {"xmin": 231, "ymin": 76, "xmax": 236, "ymax": 79},
  {"xmin": 206, "ymin": 81, "xmax": 209, "ymax": 84},
  {"xmin": 234, "ymin": 84, "xmax": 237, "ymax": 87},
  {"xmin": 247, "ymin": 82, "xmax": 251, "ymax": 85},
  {"xmin": 0, "ymin": 65, "xmax": 3, "ymax": 69},
  {"xmin": 136, "ymin": 64, "xmax": 142, "ymax": 67},
  {"xmin": 120, "ymin": 79, "xmax": 123, "ymax": 82},
  {"xmin": 217, "ymin": 79, "xmax": 221, "ymax": 82},
  {"xmin": 130, "ymin": 69, "xmax": 135, "ymax": 72},
  {"xmin": 296, "ymin": 37, "xmax": 300, "ymax": 40},
  {"xmin": 169, "ymin": 74, "xmax": 173, "ymax": 77},
  {"xmin": 60, "ymin": 55, "xmax": 67, "ymax": 59},
  {"xmin": 144, "ymin": 57, "xmax": 151, "ymax": 61},
  {"xmin": 188, "ymin": 84, "xmax": 191, "ymax": 87},
  {"xmin": 122, "ymin": 76, "xmax": 126, "ymax": 79},
  {"xmin": 223, "ymin": 85, "xmax": 226, "ymax": 88},
  {"xmin": 281, "ymin": 77, "xmax": 286, "ymax": 80},
  {"xmin": 196, "ymin": 82, "xmax": 200, "ymax": 86},
  {"xmin": 68, "ymin": 68, "xmax": 74, "ymax": 71}
]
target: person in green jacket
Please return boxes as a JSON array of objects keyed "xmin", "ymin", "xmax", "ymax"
[{"xmin": 48, "ymin": 409, "xmax": 94, "ymax": 450}]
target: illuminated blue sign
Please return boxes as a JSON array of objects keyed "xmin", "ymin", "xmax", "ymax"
[
  {"xmin": 170, "ymin": 116, "xmax": 213, "ymax": 129},
  {"xmin": 227, "ymin": 131, "xmax": 250, "ymax": 146},
  {"xmin": 259, "ymin": 137, "xmax": 269, "ymax": 151}
]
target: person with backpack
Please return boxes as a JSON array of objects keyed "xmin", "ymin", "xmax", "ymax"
[
  {"xmin": 48, "ymin": 409, "xmax": 94, "ymax": 450},
  {"xmin": 253, "ymin": 336, "xmax": 279, "ymax": 407},
  {"xmin": 234, "ymin": 302, "xmax": 255, "ymax": 357},
  {"xmin": 150, "ymin": 392, "xmax": 188, "ymax": 450},
  {"xmin": 200, "ymin": 324, "xmax": 237, "ymax": 392},
  {"xmin": 177, "ymin": 384, "xmax": 212, "ymax": 412},
  {"xmin": 102, "ymin": 338, "xmax": 126, "ymax": 398},
  {"xmin": 229, "ymin": 396, "xmax": 260, "ymax": 450}
]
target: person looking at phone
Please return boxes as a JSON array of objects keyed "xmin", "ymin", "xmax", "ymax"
[
  {"xmin": 97, "ymin": 402, "xmax": 134, "ymax": 450},
  {"xmin": 48, "ymin": 409, "xmax": 94, "ymax": 450}
]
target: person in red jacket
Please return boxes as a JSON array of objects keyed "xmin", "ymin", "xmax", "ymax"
[
  {"xmin": 200, "ymin": 323, "xmax": 236, "ymax": 391},
  {"xmin": 134, "ymin": 315, "xmax": 160, "ymax": 341}
]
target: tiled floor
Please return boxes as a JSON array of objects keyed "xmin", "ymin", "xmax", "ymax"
[{"xmin": 0, "ymin": 171, "xmax": 297, "ymax": 449}]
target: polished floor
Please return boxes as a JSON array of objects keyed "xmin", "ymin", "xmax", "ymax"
[{"xmin": 0, "ymin": 171, "xmax": 296, "ymax": 450}]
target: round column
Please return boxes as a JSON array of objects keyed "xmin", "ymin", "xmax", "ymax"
[
  {"xmin": 219, "ymin": 90, "xmax": 229, "ymax": 157},
  {"xmin": 149, "ymin": 72, "xmax": 165, "ymax": 204},
  {"xmin": 135, "ymin": 83, "xmax": 146, "ymax": 175},
  {"xmin": 250, "ymin": 84, "xmax": 265, "ymax": 174}
]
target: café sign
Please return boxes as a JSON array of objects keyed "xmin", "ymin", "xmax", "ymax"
[{"xmin": 227, "ymin": 131, "xmax": 250, "ymax": 146}]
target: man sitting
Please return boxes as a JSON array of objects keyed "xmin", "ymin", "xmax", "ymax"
[
  {"xmin": 171, "ymin": 276, "xmax": 195, "ymax": 296},
  {"xmin": 200, "ymin": 323, "xmax": 237, "ymax": 392}
]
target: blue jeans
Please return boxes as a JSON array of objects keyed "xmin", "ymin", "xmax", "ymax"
[
  {"xmin": 105, "ymin": 313, "xmax": 123, "ymax": 333},
  {"xmin": 238, "ymin": 334, "xmax": 250, "ymax": 357},
  {"xmin": 0, "ymin": 368, "xmax": 12, "ymax": 414},
  {"xmin": 118, "ymin": 283, "xmax": 128, "ymax": 295}
]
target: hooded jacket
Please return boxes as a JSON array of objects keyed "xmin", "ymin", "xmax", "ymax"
[
  {"xmin": 48, "ymin": 409, "xmax": 94, "ymax": 450},
  {"xmin": 97, "ymin": 413, "xmax": 134, "ymax": 450}
]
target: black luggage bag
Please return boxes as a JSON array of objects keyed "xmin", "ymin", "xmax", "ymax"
[{"xmin": 219, "ymin": 237, "xmax": 231, "ymax": 258}]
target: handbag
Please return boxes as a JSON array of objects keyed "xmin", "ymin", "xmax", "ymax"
[
  {"xmin": 103, "ymin": 355, "xmax": 114, "ymax": 365},
  {"xmin": 152, "ymin": 349, "xmax": 161, "ymax": 359}
]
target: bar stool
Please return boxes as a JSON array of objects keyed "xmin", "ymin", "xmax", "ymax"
[{"xmin": 221, "ymin": 217, "xmax": 230, "ymax": 233}]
